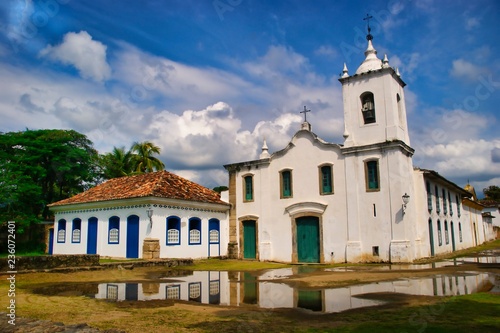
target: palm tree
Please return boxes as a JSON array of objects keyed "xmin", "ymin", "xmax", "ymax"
[
  {"xmin": 131, "ymin": 141, "xmax": 165, "ymax": 173},
  {"xmin": 101, "ymin": 146, "xmax": 136, "ymax": 178}
]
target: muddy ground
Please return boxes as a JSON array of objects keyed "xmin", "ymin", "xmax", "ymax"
[{"xmin": 1, "ymin": 250, "xmax": 499, "ymax": 333}]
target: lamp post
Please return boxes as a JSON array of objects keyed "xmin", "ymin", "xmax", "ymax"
[
  {"xmin": 146, "ymin": 208, "xmax": 154, "ymax": 224},
  {"xmin": 402, "ymin": 193, "xmax": 410, "ymax": 215}
]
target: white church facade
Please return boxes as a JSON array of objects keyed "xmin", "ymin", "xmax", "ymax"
[
  {"xmin": 48, "ymin": 171, "xmax": 230, "ymax": 259},
  {"xmin": 224, "ymin": 34, "xmax": 495, "ymax": 263}
]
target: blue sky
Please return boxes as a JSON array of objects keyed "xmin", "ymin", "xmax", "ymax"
[{"xmin": 1, "ymin": 0, "xmax": 499, "ymax": 193}]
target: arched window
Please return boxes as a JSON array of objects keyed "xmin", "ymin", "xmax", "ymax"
[
  {"xmin": 108, "ymin": 216, "xmax": 120, "ymax": 244},
  {"xmin": 72, "ymin": 218, "xmax": 81, "ymax": 243},
  {"xmin": 360, "ymin": 92, "xmax": 376, "ymax": 124},
  {"xmin": 189, "ymin": 218, "xmax": 202, "ymax": 245},
  {"xmin": 166, "ymin": 216, "xmax": 181, "ymax": 245},
  {"xmin": 57, "ymin": 219, "xmax": 66, "ymax": 243},
  {"xmin": 209, "ymin": 218, "xmax": 220, "ymax": 244},
  {"xmin": 397, "ymin": 93, "xmax": 403, "ymax": 126}
]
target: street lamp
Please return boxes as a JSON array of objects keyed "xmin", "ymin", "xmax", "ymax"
[
  {"xmin": 402, "ymin": 193, "xmax": 410, "ymax": 215},
  {"xmin": 146, "ymin": 208, "xmax": 154, "ymax": 224}
]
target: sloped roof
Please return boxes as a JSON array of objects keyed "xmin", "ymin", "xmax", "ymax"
[{"xmin": 49, "ymin": 170, "xmax": 228, "ymax": 207}]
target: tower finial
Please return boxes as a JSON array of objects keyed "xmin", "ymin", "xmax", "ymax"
[{"xmin": 363, "ymin": 13, "xmax": 374, "ymax": 41}]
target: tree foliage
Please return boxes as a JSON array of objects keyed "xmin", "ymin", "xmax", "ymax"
[
  {"xmin": 100, "ymin": 141, "xmax": 165, "ymax": 179},
  {"xmin": 0, "ymin": 129, "xmax": 100, "ymax": 231},
  {"xmin": 483, "ymin": 185, "xmax": 500, "ymax": 202}
]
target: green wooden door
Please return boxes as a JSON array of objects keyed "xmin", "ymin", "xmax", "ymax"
[
  {"xmin": 243, "ymin": 220, "xmax": 256, "ymax": 259},
  {"xmin": 296, "ymin": 217, "xmax": 320, "ymax": 263}
]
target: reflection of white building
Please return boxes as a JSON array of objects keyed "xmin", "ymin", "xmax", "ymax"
[
  {"xmin": 93, "ymin": 268, "xmax": 495, "ymax": 313},
  {"xmin": 223, "ymin": 31, "xmax": 495, "ymax": 264},
  {"xmin": 48, "ymin": 171, "xmax": 230, "ymax": 259}
]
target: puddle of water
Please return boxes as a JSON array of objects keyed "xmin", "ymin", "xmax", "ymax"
[{"xmin": 33, "ymin": 269, "xmax": 497, "ymax": 314}]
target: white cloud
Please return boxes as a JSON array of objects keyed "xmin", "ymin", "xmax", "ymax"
[
  {"xmin": 450, "ymin": 58, "xmax": 485, "ymax": 80},
  {"xmin": 149, "ymin": 102, "xmax": 257, "ymax": 169},
  {"xmin": 39, "ymin": 31, "xmax": 111, "ymax": 82},
  {"xmin": 314, "ymin": 45, "xmax": 337, "ymax": 57}
]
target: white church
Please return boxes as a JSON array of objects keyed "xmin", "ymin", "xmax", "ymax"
[
  {"xmin": 223, "ymin": 32, "xmax": 496, "ymax": 263},
  {"xmin": 48, "ymin": 30, "xmax": 495, "ymax": 263}
]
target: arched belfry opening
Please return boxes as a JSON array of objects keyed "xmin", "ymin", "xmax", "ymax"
[{"xmin": 360, "ymin": 92, "xmax": 376, "ymax": 124}]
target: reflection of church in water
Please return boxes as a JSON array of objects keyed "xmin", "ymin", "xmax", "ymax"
[{"xmin": 94, "ymin": 268, "xmax": 495, "ymax": 313}]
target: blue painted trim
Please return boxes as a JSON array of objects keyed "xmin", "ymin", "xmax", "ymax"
[
  {"xmin": 57, "ymin": 219, "xmax": 66, "ymax": 243},
  {"xmin": 72, "ymin": 218, "xmax": 82, "ymax": 243},
  {"xmin": 166, "ymin": 216, "xmax": 181, "ymax": 245},
  {"xmin": 108, "ymin": 216, "xmax": 120, "ymax": 244},
  {"xmin": 188, "ymin": 218, "xmax": 202, "ymax": 245}
]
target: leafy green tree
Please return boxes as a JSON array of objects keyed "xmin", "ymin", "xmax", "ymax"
[
  {"xmin": 0, "ymin": 129, "xmax": 100, "ymax": 231},
  {"xmin": 131, "ymin": 141, "xmax": 165, "ymax": 173},
  {"xmin": 483, "ymin": 185, "xmax": 500, "ymax": 201}
]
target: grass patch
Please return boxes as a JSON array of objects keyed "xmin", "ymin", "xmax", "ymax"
[
  {"xmin": 0, "ymin": 250, "xmax": 45, "ymax": 258},
  {"xmin": 183, "ymin": 258, "xmax": 292, "ymax": 271}
]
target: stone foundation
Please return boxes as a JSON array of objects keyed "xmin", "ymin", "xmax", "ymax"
[
  {"xmin": 0, "ymin": 254, "xmax": 99, "ymax": 271},
  {"xmin": 142, "ymin": 238, "xmax": 160, "ymax": 259},
  {"xmin": 227, "ymin": 242, "xmax": 239, "ymax": 259}
]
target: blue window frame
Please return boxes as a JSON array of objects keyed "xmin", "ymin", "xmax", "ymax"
[
  {"xmin": 366, "ymin": 160, "xmax": 379, "ymax": 191},
  {"xmin": 57, "ymin": 219, "xmax": 66, "ymax": 243},
  {"xmin": 209, "ymin": 218, "xmax": 220, "ymax": 244},
  {"xmin": 108, "ymin": 216, "xmax": 120, "ymax": 244},
  {"xmin": 72, "ymin": 218, "xmax": 81, "ymax": 243},
  {"xmin": 456, "ymin": 195, "xmax": 461, "ymax": 217},
  {"xmin": 442, "ymin": 189, "xmax": 447, "ymax": 214},
  {"xmin": 166, "ymin": 216, "xmax": 181, "ymax": 245},
  {"xmin": 189, "ymin": 218, "xmax": 202, "ymax": 245}
]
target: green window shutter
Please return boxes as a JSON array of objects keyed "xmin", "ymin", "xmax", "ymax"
[
  {"xmin": 367, "ymin": 161, "xmax": 379, "ymax": 189},
  {"xmin": 282, "ymin": 171, "xmax": 291, "ymax": 197},
  {"xmin": 245, "ymin": 176, "xmax": 253, "ymax": 201},
  {"xmin": 321, "ymin": 166, "xmax": 332, "ymax": 193}
]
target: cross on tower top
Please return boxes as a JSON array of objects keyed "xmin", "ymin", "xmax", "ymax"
[
  {"xmin": 300, "ymin": 106, "xmax": 311, "ymax": 122},
  {"xmin": 363, "ymin": 13, "xmax": 374, "ymax": 41}
]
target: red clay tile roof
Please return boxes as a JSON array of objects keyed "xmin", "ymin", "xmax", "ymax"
[{"xmin": 49, "ymin": 170, "xmax": 228, "ymax": 207}]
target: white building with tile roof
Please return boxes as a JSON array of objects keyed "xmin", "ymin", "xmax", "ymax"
[{"xmin": 48, "ymin": 170, "xmax": 230, "ymax": 259}]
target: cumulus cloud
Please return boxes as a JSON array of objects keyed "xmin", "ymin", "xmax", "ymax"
[
  {"xmin": 39, "ymin": 31, "xmax": 111, "ymax": 82},
  {"xmin": 450, "ymin": 59, "xmax": 485, "ymax": 80},
  {"xmin": 149, "ymin": 102, "xmax": 257, "ymax": 169}
]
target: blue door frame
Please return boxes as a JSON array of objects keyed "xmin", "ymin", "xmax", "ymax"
[
  {"xmin": 48, "ymin": 228, "xmax": 54, "ymax": 255},
  {"xmin": 126, "ymin": 215, "xmax": 140, "ymax": 258},
  {"xmin": 87, "ymin": 218, "xmax": 98, "ymax": 254}
]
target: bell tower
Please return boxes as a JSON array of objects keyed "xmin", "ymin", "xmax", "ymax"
[
  {"xmin": 338, "ymin": 17, "xmax": 410, "ymax": 149},
  {"xmin": 339, "ymin": 16, "xmax": 417, "ymax": 263}
]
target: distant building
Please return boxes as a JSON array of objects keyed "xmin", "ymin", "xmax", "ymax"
[
  {"xmin": 48, "ymin": 170, "xmax": 230, "ymax": 259},
  {"xmin": 224, "ymin": 33, "xmax": 494, "ymax": 263}
]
